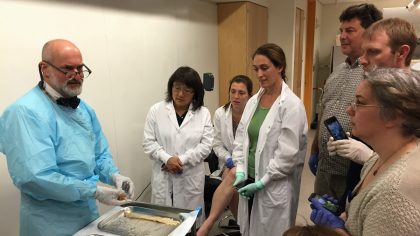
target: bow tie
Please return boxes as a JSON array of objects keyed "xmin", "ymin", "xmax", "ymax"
[{"xmin": 56, "ymin": 96, "xmax": 80, "ymax": 109}]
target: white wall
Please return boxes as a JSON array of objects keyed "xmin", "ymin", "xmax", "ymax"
[
  {"xmin": 267, "ymin": 0, "xmax": 295, "ymax": 84},
  {"xmin": 267, "ymin": 0, "xmax": 308, "ymax": 102},
  {"xmin": 311, "ymin": 0, "xmax": 323, "ymax": 121},
  {"xmin": 0, "ymin": 0, "xmax": 218, "ymax": 234}
]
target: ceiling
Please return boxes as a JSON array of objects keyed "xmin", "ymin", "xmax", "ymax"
[
  {"xmin": 317, "ymin": 0, "xmax": 367, "ymax": 4},
  {"xmin": 206, "ymin": 0, "xmax": 387, "ymax": 6}
]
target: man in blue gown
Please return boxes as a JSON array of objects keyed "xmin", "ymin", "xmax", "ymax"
[{"xmin": 0, "ymin": 39, "xmax": 135, "ymax": 236}]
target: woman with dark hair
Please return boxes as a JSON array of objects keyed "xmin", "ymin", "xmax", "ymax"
[
  {"xmin": 197, "ymin": 75, "xmax": 253, "ymax": 236},
  {"xmin": 143, "ymin": 66, "xmax": 213, "ymax": 225},
  {"xmin": 215, "ymin": 75, "xmax": 253, "ymax": 170},
  {"xmin": 232, "ymin": 43, "xmax": 308, "ymax": 235}
]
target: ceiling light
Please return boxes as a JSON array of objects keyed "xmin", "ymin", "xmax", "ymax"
[{"xmin": 406, "ymin": 0, "xmax": 420, "ymax": 11}]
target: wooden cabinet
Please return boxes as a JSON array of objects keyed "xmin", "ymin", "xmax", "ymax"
[{"xmin": 218, "ymin": 2, "xmax": 268, "ymax": 106}]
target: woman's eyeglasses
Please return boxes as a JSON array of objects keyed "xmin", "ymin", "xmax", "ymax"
[{"xmin": 349, "ymin": 100, "xmax": 383, "ymax": 111}]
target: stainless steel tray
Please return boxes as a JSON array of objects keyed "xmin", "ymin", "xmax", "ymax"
[{"xmin": 97, "ymin": 202, "xmax": 196, "ymax": 236}]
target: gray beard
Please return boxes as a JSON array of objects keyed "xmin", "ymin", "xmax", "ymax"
[{"xmin": 62, "ymin": 84, "xmax": 82, "ymax": 97}]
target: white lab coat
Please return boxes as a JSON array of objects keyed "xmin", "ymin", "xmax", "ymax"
[
  {"xmin": 232, "ymin": 82, "xmax": 308, "ymax": 236},
  {"xmin": 213, "ymin": 105, "xmax": 235, "ymax": 169},
  {"xmin": 143, "ymin": 101, "xmax": 214, "ymax": 225}
]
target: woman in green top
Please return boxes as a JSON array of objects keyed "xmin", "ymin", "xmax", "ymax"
[{"xmin": 232, "ymin": 43, "xmax": 308, "ymax": 236}]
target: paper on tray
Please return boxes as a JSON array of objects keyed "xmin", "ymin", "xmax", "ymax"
[{"xmin": 168, "ymin": 208, "xmax": 200, "ymax": 236}]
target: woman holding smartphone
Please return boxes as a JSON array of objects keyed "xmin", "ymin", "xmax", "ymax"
[{"xmin": 310, "ymin": 68, "xmax": 420, "ymax": 235}]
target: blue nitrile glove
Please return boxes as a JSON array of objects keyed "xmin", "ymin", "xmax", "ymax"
[
  {"xmin": 195, "ymin": 207, "xmax": 202, "ymax": 217},
  {"xmin": 233, "ymin": 171, "xmax": 246, "ymax": 188},
  {"xmin": 225, "ymin": 157, "xmax": 235, "ymax": 169},
  {"xmin": 238, "ymin": 180, "xmax": 264, "ymax": 198},
  {"xmin": 308, "ymin": 153, "xmax": 319, "ymax": 175},
  {"xmin": 310, "ymin": 197, "xmax": 345, "ymax": 229}
]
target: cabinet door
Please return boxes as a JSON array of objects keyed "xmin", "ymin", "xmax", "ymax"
[
  {"xmin": 246, "ymin": 2, "xmax": 268, "ymax": 95},
  {"xmin": 218, "ymin": 2, "xmax": 267, "ymax": 106}
]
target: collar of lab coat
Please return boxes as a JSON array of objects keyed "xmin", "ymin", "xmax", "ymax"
[
  {"xmin": 165, "ymin": 101, "xmax": 195, "ymax": 129},
  {"xmin": 251, "ymin": 81, "xmax": 290, "ymax": 158},
  {"xmin": 224, "ymin": 104, "xmax": 235, "ymax": 143},
  {"xmin": 254, "ymin": 80, "xmax": 289, "ymax": 107}
]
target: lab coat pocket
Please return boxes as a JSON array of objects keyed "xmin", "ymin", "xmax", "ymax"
[
  {"xmin": 182, "ymin": 165, "xmax": 205, "ymax": 197},
  {"xmin": 151, "ymin": 166, "xmax": 168, "ymax": 204},
  {"xmin": 260, "ymin": 180, "xmax": 288, "ymax": 208}
]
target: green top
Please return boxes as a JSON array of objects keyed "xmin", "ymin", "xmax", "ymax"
[{"xmin": 247, "ymin": 104, "xmax": 270, "ymax": 178}]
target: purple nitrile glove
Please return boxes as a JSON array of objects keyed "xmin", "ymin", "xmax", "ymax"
[
  {"xmin": 310, "ymin": 197, "xmax": 345, "ymax": 229},
  {"xmin": 308, "ymin": 153, "xmax": 319, "ymax": 175},
  {"xmin": 225, "ymin": 157, "xmax": 235, "ymax": 169}
]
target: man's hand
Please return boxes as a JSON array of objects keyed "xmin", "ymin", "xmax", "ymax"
[
  {"xmin": 95, "ymin": 185, "xmax": 131, "ymax": 206},
  {"xmin": 112, "ymin": 173, "xmax": 135, "ymax": 199}
]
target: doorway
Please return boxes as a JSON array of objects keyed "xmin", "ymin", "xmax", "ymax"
[{"xmin": 293, "ymin": 7, "xmax": 304, "ymax": 97}]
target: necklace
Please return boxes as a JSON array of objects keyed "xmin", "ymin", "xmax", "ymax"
[
  {"xmin": 372, "ymin": 148, "xmax": 400, "ymax": 176},
  {"xmin": 231, "ymin": 108, "xmax": 242, "ymax": 124},
  {"xmin": 372, "ymin": 139, "xmax": 418, "ymax": 176},
  {"xmin": 372, "ymin": 162, "xmax": 385, "ymax": 176}
]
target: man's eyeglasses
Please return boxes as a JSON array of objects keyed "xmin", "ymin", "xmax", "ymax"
[
  {"xmin": 349, "ymin": 100, "xmax": 383, "ymax": 111},
  {"xmin": 43, "ymin": 60, "xmax": 92, "ymax": 79}
]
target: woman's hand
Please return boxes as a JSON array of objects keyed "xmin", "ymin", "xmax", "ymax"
[
  {"xmin": 310, "ymin": 196, "xmax": 345, "ymax": 229},
  {"xmin": 164, "ymin": 156, "xmax": 183, "ymax": 174}
]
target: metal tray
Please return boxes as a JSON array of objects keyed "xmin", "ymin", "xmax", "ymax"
[{"xmin": 97, "ymin": 202, "xmax": 196, "ymax": 236}]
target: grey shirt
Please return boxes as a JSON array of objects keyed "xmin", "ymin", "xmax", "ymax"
[{"xmin": 317, "ymin": 58, "xmax": 364, "ymax": 175}]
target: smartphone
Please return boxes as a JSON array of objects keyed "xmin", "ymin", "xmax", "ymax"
[
  {"xmin": 324, "ymin": 116, "xmax": 348, "ymax": 140},
  {"xmin": 234, "ymin": 178, "xmax": 247, "ymax": 190},
  {"xmin": 122, "ymin": 181, "xmax": 130, "ymax": 194},
  {"xmin": 308, "ymin": 193, "xmax": 340, "ymax": 215}
]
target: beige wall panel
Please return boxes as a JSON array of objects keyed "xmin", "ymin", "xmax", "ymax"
[
  {"xmin": 218, "ymin": 2, "xmax": 267, "ymax": 105},
  {"xmin": 218, "ymin": 3, "xmax": 248, "ymax": 105},
  {"xmin": 246, "ymin": 2, "xmax": 268, "ymax": 95}
]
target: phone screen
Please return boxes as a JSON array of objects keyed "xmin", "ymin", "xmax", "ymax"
[
  {"xmin": 308, "ymin": 193, "xmax": 340, "ymax": 215},
  {"xmin": 324, "ymin": 116, "xmax": 348, "ymax": 140}
]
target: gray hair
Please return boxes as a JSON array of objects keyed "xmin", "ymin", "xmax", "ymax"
[{"xmin": 365, "ymin": 68, "xmax": 420, "ymax": 137}]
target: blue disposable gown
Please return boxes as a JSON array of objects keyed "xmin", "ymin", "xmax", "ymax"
[
  {"xmin": 0, "ymin": 85, "xmax": 118, "ymax": 236},
  {"xmin": 0, "ymin": 120, "xmax": 3, "ymax": 154}
]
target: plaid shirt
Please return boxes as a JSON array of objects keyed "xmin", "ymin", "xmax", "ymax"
[{"xmin": 317, "ymin": 58, "xmax": 364, "ymax": 175}]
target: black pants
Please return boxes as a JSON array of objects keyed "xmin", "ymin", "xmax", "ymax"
[
  {"xmin": 245, "ymin": 176, "xmax": 255, "ymax": 219},
  {"xmin": 204, "ymin": 176, "xmax": 222, "ymax": 217}
]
